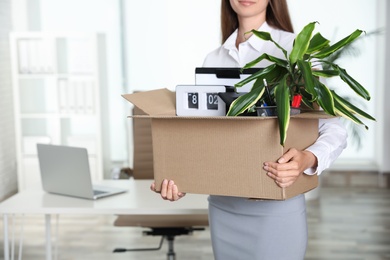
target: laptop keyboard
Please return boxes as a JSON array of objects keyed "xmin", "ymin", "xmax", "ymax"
[{"xmin": 93, "ymin": 190, "xmax": 108, "ymax": 196}]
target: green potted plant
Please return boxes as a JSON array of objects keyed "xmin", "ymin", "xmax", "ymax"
[{"xmin": 226, "ymin": 21, "xmax": 376, "ymax": 146}]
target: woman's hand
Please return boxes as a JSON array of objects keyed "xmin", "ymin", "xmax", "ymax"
[
  {"xmin": 263, "ymin": 148, "xmax": 317, "ymax": 188},
  {"xmin": 150, "ymin": 179, "xmax": 186, "ymax": 201}
]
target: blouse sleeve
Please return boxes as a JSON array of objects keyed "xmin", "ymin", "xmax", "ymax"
[{"xmin": 304, "ymin": 117, "xmax": 348, "ymax": 175}]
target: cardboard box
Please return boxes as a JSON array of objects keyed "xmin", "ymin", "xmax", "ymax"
[{"xmin": 123, "ymin": 88, "xmax": 329, "ymax": 200}]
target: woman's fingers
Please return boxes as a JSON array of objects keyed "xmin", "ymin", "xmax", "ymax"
[
  {"xmin": 160, "ymin": 179, "xmax": 169, "ymax": 199},
  {"xmin": 172, "ymin": 184, "xmax": 181, "ymax": 201},
  {"xmin": 268, "ymin": 172, "xmax": 297, "ymax": 185},
  {"xmin": 264, "ymin": 162, "xmax": 301, "ymax": 188},
  {"xmin": 166, "ymin": 180, "xmax": 174, "ymax": 200},
  {"xmin": 150, "ymin": 182, "xmax": 155, "ymax": 192},
  {"xmin": 275, "ymin": 179, "xmax": 295, "ymax": 188},
  {"xmin": 153, "ymin": 179, "xmax": 185, "ymax": 201}
]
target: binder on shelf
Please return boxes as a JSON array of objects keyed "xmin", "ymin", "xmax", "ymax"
[
  {"xmin": 41, "ymin": 39, "xmax": 55, "ymax": 73},
  {"xmin": 17, "ymin": 38, "xmax": 55, "ymax": 74},
  {"xmin": 36, "ymin": 39, "xmax": 45, "ymax": 72},
  {"xmin": 67, "ymin": 81, "xmax": 77, "ymax": 114},
  {"xmin": 28, "ymin": 39, "xmax": 39, "ymax": 73},
  {"xmin": 57, "ymin": 79, "xmax": 96, "ymax": 115},
  {"xmin": 75, "ymin": 80, "xmax": 86, "ymax": 114},
  {"xmin": 17, "ymin": 40, "xmax": 29, "ymax": 74},
  {"xmin": 58, "ymin": 79, "xmax": 68, "ymax": 114},
  {"xmin": 84, "ymin": 81, "xmax": 95, "ymax": 114}
]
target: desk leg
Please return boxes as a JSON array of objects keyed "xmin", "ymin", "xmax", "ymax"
[
  {"xmin": 3, "ymin": 214, "xmax": 9, "ymax": 260},
  {"xmin": 45, "ymin": 214, "xmax": 52, "ymax": 260}
]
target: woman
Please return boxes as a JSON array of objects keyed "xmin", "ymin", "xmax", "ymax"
[{"xmin": 151, "ymin": 0, "xmax": 347, "ymax": 259}]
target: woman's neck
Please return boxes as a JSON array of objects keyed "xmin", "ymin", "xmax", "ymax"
[{"xmin": 236, "ymin": 16, "xmax": 266, "ymax": 47}]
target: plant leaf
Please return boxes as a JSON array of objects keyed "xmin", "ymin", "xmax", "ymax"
[
  {"xmin": 297, "ymin": 60, "xmax": 316, "ymax": 97},
  {"xmin": 314, "ymin": 78, "xmax": 335, "ymax": 115},
  {"xmin": 307, "ymin": 32, "xmax": 330, "ymax": 54},
  {"xmin": 332, "ymin": 91, "xmax": 376, "ymax": 121},
  {"xmin": 274, "ymin": 75, "xmax": 290, "ymax": 146},
  {"xmin": 227, "ymin": 86, "xmax": 265, "ymax": 116},
  {"xmin": 334, "ymin": 102, "xmax": 368, "ymax": 129},
  {"xmin": 235, "ymin": 64, "xmax": 277, "ymax": 88},
  {"xmin": 301, "ymin": 90, "xmax": 315, "ymax": 109},
  {"xmin": 313, "ymin": 29, "xmax": 364, "ymax": 59},
  {"xmin": 251, "ymin": 30, "xmax": 288, "ymax": 58},
  {"xmin": 333, "ymin": 64, "xmax": 371, "ymax": 100},
  {"xmin": 242, "ymin": 53, "xmax": 288, "ymax": 70},
  {"xmin": 251, "ymin": 75, "xmax": 264, "ymax": 90},
  {"xmin": 235, "ymin": 64, "xmax": 288, "ymax": 93},
  {"xmin": 312, "ymin": 69, "xmax": 340, "ymax": 78},
  {"xmin": 289, "ymin": 22, "xmax": 317, "ymax": 64}
]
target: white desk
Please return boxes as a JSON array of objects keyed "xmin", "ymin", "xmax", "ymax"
[{"xmin": 0, "ymin": 179, "xmax": 209, "ymax": 260}]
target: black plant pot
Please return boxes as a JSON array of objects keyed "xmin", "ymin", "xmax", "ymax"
[{"xmin": 218, "ymin": 87, "xmax": 257, "ymax": 116}]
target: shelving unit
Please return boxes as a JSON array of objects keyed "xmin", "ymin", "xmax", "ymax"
[{"xmin": 10, "ymin": 32, "xmax": 107, "ymax": 191}]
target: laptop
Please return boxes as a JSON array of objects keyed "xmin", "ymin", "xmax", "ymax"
[{"xmin": 37, "ymin": 143, "xmax": 127, "ymax": 200}]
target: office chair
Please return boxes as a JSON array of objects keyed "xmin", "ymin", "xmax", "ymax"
[{"xmin": 113, "ymin": 106, "xmax": 209, "ymax": 260}]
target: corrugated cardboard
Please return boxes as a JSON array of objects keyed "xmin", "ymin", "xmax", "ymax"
[
  {"xmin": 132, "ymin": 106, "xmax": 154, "ymax": 179},
  {"xmin": 123, "ymin": 88, "xmax": 330, "ymax": 200}
]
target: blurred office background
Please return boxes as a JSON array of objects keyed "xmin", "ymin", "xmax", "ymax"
[
  {"xmin": 1, "ymin": 0, "xmax": 388, "ymax": 200},
  {"xmin": 0, "ymin": 0, "xmax": 389, "ymax": 258}
]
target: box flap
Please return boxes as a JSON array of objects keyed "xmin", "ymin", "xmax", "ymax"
[{"xmin": 122, "ymin": 88, "xmax": 176, "ymax": 116}]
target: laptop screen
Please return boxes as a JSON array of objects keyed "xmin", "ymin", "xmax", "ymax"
[{"xmin": 37, "ymin": 143, "xmax": 95, "ymax": 198}]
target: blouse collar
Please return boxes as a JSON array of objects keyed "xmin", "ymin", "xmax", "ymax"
[{"xmin": 223, "ymin": 21, "xmax": 274, "ymax": 52}]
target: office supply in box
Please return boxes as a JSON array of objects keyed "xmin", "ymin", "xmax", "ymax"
[
  {"xmin": 195, "ymin": 67, "xmax": 262, "ymax": 93},
  {"xmin": 123, "ymin": 88, "xmax": 332, "ymax": 200},
  {"xmin": 175, "ymin": 85, "xmax": 226, "ymax": 116}
]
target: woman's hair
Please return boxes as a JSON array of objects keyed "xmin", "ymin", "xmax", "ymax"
[{"xmin": 221, "ymin": 0, "xmax": 294, "ymax": 43}]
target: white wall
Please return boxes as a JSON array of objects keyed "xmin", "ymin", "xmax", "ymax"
[{"xmin": 124, "ymin": 0, "xmax": 221, "ymax": 92}]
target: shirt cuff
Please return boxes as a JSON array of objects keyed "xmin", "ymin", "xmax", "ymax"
[
  {"xmin": 303, "ymin": 167, "xmax": 318, "ymax": 176},
  {"xmin": 303, "ymin": 149, "xmax": 319, "ymax": 175}
]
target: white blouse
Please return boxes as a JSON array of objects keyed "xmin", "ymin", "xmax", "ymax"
[{"xmin": 202, "ymin": 22, "xmax": 347, "ymax": 175}]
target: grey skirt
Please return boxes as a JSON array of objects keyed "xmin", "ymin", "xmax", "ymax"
[{"xmin": 208, "ymin": 194, "xmax": 307, "ymax": 260}]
